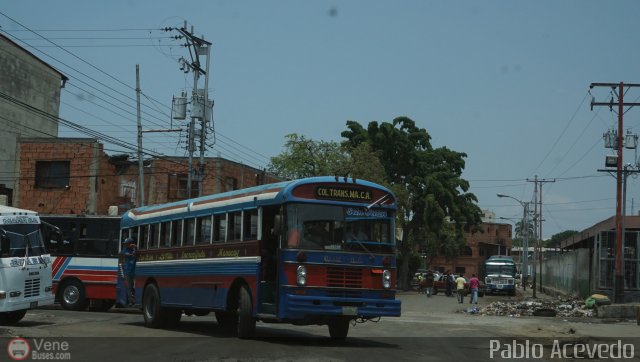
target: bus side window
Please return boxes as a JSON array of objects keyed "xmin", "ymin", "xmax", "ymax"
[
  {"xmin": 213, "ymin": 214, "xmax": 226, "ymax": 243},
  {"xmin": 196, "ymin": 216, "xmax": 212, "ymax": 244},
  {"xmin": 243, "ymin": 210, "xmax": 258, "ymax": 241},
  {"xmin": 184, "ymin": 218, "xmax": 195, "ymax": 246},
  {"xmin": 228, "ymin": 212, "xmax": 241, "ymax": 241},
  {"xmin": 161, "ymin": 221, "xmax": 171, "ymax": 247},
  {"xmin": 170, "ymin": 220, "xmax": 182, "ymax": 246}
]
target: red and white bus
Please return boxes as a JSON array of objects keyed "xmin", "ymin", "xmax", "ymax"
[
  {"xmin": 118, "ymin": 176, "xmax": 401, "ymax": 339},
  {"xmin": 41, "ymin": 215, "xmax": 120, "ymax": 311}
]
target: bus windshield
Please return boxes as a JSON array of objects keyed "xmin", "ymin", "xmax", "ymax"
[
  {"xmin": 286, "ymin": 203, "xmax": 394, "ymax": 252},
  {"xmin": 1, "ymin": 224, "xmax": 46, "ymax": 257},
  {"xmin": 485, "ymin": 263, "xmax": 516, "ymax": 276}
]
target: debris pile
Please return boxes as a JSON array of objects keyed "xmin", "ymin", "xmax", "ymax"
[{"xmin": 471, "ymin": 296, "xmax": 595, "ymax": 318}]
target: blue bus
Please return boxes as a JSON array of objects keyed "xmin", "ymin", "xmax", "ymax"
[{"xmin": 117, "ymin": 176, "xmax": 400, "ymax": 339}]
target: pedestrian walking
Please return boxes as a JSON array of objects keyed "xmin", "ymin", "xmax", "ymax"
[
  {"xmin": 425, "ymin": 271, "xmax": 434, "ymax": 297},
  {"xmin": 445, "ymin": 271, "xmax": 453, "ymax": 297},
  {"xmin": 455, "ymin": 273, "xmax": 466, "ymax": 303},
  {"xmin": 469, "ymin": 273, "xmax": 479, "ymax": 304}
]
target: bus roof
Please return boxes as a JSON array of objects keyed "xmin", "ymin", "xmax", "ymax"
[
  {"xmin": 0, "ymin": 205, "xmax": 38, "ymax": 217},
  {"xmin": 121, "ymin": 176, "xmax": 395, "ymax": 227}
]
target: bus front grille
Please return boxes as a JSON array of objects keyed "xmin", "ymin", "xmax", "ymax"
[
  {"xmin": 24, "ymin": 279, "xmax": 40, "ymax": 298},
  {"xmin": 326, "ymin": 267, "xmax": 362, "ymax": 288}
]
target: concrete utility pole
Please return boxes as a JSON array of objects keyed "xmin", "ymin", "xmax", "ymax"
[
  {"xmin": 497, "ymin": 194, "xmax": 530, "ymax": 291},
  {"xmin": 171, "ymin": 22, "xmax": 213, "ymax": 198},
  {"xmin": 527, "ymin": 176, "xmax": 555, "ymax": 294},
  {"xmin": 590, "ymin": 82, "xmax": 640, "ymax": 303}
]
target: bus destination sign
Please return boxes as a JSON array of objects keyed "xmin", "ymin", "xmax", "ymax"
[{"xmin": 315, "ymin": 186, "xmax": 373, "ymax": 202}]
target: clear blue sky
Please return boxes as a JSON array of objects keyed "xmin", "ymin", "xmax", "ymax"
[{"xmin": 3, "ymin": 1, "xmax": 640, "ymax": 239}]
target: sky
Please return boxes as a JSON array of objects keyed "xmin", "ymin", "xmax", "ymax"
[{"xmin": 2, "ymin": 1, "xmax": 640, "ymax": 239}]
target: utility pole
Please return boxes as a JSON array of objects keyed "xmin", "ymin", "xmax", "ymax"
[
  {"xmin": 527, "ymin": 176, "xmax": 555, "ymax": 295},
  {"xmin": 136, "ymin": 65, "xmax": 144, "ymax": 207},
  {"xmin": 590, "ymin": 82, "xmax": 640, "ymax": 303},
  {"xmin": 168, "ymin": 22, "xmax": 213, "ymax": 198}
]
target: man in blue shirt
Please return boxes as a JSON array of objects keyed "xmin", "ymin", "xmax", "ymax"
[{"xmin": 121, "ymin": 238, "xmax": 137, "ymax": 306}]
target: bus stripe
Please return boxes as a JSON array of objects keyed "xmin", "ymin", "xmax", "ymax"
[
  {"xmin": 53, "ymin": 257, "xmax": 73, "ymax": 281},
  {"xmin": 51, "ymin": 256, "xmax": 67, "ymax": 277}
]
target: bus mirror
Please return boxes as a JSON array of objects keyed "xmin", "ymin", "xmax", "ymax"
[
  {"xmin": 0, "ymin": 230, "xmax": 9, "ymax": 256},
  {"xmin": 273, "ymin": 215, "xmax": 282, "ymax": 236}
]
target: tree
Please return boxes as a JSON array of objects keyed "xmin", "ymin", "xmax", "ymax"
[
  {"xmin": 548, "ymin": 230, "xmax": 579, "ymax": 247},
  {"xmin": 512, "ymin": 219, "xmax": 535, "ymax": 246},
  {"xmin": 267, "ymin": 133, "xmax": 388, "ymax": 183},
  {"xmin": 341, "ymin": 117, "xmax": 483, "ymax": 289},
  {"xmin": 267, "ymin": 133, "xmax": 350, "ymax": 178}
]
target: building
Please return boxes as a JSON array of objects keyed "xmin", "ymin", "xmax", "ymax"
[
  {"xmin": 0, "ymin": 33, "xmax": 68, "ymax": 205},
  {"xmin": 544, "ymin": 215, "xmax": 640, "ymax": 300},
  {"xmin": 16, "ymin": 138, "xmax": 280, "ymax": 215},
  {"xmin": 428, "ymin": 221, "xmax": 513, "ymax": 277}
]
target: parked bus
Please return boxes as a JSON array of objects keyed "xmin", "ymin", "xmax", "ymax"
[
  {"xmin": 41, "ymin": 215, "xmax": 120, "ymax": 312},
  {"xmin": 481, "ymin": 255, "xmax": 517, "ymax": 296},
  {"xmin": 117, "ymin": 176, "xmax": 401, "ymax": 339},
  {"xmin": 0, "ymin": 205, "xmax": 55, "ymax": 324}
]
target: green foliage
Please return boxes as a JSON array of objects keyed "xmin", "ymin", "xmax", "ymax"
[
  {"xmin": 342, "ymin": 117, "xmax": 483, "ymax": 289},
  {"xmin": 267, "ymin": 133, "xmax": 350, "ymax": 179},
  {"xmin": 548, "ymin": 230, "xmax": 579, "ymax": 247}
]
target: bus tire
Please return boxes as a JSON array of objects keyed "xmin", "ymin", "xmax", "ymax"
[
  {"xmin": 143, "ymin": 283, "xmax": 167, "ymax": 328},
  {"xmin": 237, "ymin": 286, "xmax": 255, "ymax": 339},
  {"xmin": 432, "ymin": 287, "xmax": 438, "ymax": 295},
  {"xmin": 0, "ymin": 310, "xmax": 27, "ymax": 325},
  {"xmin": 60, "ymin": 280, "xmax": 89, "ymax": 311},
  {"xmin": 328, "ymin": 318, "xmax": 350, "ymax": 339}
]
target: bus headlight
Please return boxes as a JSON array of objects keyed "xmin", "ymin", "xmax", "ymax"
[
  {"xmin": 382, "ymin": 269, "xmax": 391, "ymax": 289},
  {"xmin": 296, "ymin": 265, "xmax": 307, "ymax": 286}
]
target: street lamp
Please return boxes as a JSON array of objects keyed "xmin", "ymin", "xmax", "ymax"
[{"xmin": 497, "ymin": 194, "xmax": 530, "ymax": 292}]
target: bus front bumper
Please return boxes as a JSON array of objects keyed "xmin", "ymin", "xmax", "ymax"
[{"xmin": 280, "ymin": 290, "xmax": 401, "ymax": 320}]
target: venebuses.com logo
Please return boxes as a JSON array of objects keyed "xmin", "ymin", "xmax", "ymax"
[{"xmin": 6, "ymin": 337, "xmax": 72, "ymax": 361}]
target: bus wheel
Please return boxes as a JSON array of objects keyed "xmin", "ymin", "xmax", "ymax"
[
  {"xmin": 0, "ymin": 310, "xmax": 27, "ymax": 325},
  {"xmin": 237, "ymin": 286, "xmax": 255, "ymax": 339},
  {"xmin": 60, "ymin": 280, "xmax": 89, "ymax": 311},
  {"xmin": 328, "ymin": 318, "xmax": 350, "ymax": 339},
  {"xmin": 432, "ymin": 288, "xmax": 438, "ymax": 295},
  {"xmin": 143, "ymin": 283, "xmax": 166, "ymax": 328}
]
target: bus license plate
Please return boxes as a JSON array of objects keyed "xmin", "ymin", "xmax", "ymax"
[
  {"xmin": 497, "ymin": 285, "xmax": 503, "ymax": 289},
  {"xmin": 30, "ymin": 301, "xmax": 38, "ymax": 308},
  {"xmin": 342, "ymin": 306, "xmax": 357, "ymax": 316}
]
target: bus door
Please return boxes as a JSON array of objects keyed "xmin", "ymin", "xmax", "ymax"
[{"xmin": 258, "ymin": 206, "xmax": 280, "ymax": 314}]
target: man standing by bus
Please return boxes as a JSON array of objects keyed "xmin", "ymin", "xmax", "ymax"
[
  {"xmin": 469, "ymin": 273, "xmax": 479, "ymax": 304},
  {"xmin": 121, "ymin": 238, "xmax": 137, "ymax": 306}
]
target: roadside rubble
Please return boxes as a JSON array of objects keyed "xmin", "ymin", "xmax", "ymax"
[{"xmin": 464, "ymin": 296, "xmax": 595, "ymax": 318}]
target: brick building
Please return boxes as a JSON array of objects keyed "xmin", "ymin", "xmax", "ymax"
[
  {"xmin": 16, "ymin": 138, "xmax": 280, "ymax": 215},
  {"xmin": 429, "ymin": 221, "xmax": 513, "ymax": 278}
]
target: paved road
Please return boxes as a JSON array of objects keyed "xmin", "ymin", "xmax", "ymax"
[{"xmin": 1, "ymin": 290, "xmax": 638, "ymax": 361}]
